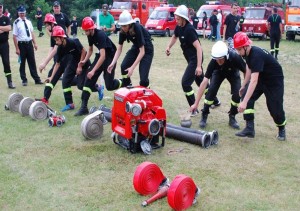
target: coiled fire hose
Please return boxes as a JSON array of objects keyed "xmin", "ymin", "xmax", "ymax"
[
  {"xmin": 5, "ymin": 93, "xmax": 24, "ymax": 112},
  {"xmin": 167, "ymin": 174, "xmax": 200, "ymax": 211},
  {"xmin": 133, "ymin": 161, "xmax": 168, "ymax": 196},
  {"xmin": 19, "ymin": 97, "xmax": 35, "ymax": 116},
  {"xmin": 29, "ymin": 101, "xmax": 49, "ymax": 120},
  {"xmin": 81, "ymin": 110, "xmax": 105, "ymax": 140}
]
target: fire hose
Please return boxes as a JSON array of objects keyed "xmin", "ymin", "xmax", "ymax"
[
  {"xmin": 133, "ymin": 161, "xmax": 168, "ymax": 196},
  {"xmin": 19, "ymin": 97, "xmax": 35, "ymax": 116},
  {"xmin": 29, "ymin": 101, "xmax": 49, "ymax": 120},
  {"xmin": 5, "ymin": 93, "xmax": 24, "ymax": 112},
  {"xmin": 166, "ymin": 123, "xmax": 219, "ymax": 146},
  {"xmin": 81, "ymin": 110, "xmax": 106, "ymax": 140},
  {"xmin": 167, "ymin": 174, "xmax": 200, "ymax": 211},
  {"xmin": 98, "ymin": 105, "xmax": 217, "ymax": 148}
]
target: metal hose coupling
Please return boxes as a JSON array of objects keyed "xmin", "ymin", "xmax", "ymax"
[{"xmin": 48, "ymin": 115, "xmax": 66, "ymax": 127}]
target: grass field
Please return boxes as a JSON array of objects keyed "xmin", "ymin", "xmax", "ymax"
[{"xmin": 0, "ymin": 31, "xmax": 299, "ymax": 211}]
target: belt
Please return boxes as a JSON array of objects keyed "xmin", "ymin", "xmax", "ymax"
[{"xmin": 18, "ymin": 40, "xmax": 32, "ymax": 44}]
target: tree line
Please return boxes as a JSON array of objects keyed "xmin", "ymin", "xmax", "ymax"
[{"xmin": 2, "ymin": 0, "xmax": 281, "ymax": 25}]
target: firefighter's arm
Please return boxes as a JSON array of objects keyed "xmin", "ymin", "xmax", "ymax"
[
  {"xmin": 238, "ymin": 72, "xmax": 259, "ymax": 113},
  {"xmin": 77, "ymin": 48, "xmax": 87, "ymax": 75},
  {"xmin": 92, "ymin": 48, "xmax": 105, "ymax": 73},
  {"xmin": 81, "ymin": 45, "xmax": 93, "ymax": 64},
  {"xmin": 0, "ymin": 24, "xmax": 11, "ymax": 32},
  {"xmin": 193, "ymin": 40, "xmax": 203, "ymax": 76},
  {"xmin": 126, "ymin": 46, "xmax": 145, "ymax": 77},
  {"xmin": 166, "ymin": 35, "xmax": 177, "ymax": 56},
  {"xmin": 13, "ymin": 35, "xmax": 20, "ymax": 55},
  {"xmin": 87, "ymin": 48, "xmax": 105, "ymax": 79},
  {"xmin": 190, "ymin": 77, "xmax": 209, "ymax": 112},
  {"xmin": 222, "ymin": 25, "xmax": 227, "ymax": 41},
  {"xmin": 47, "ymin": 62, "xmax": 60, "ymax": 82},
  {"xmin": 39, "ymin": 45, "xmax": 58, "ymax": 72},
  {"xmin": 110, "ymin": 44, "xmax": 122, "ymax": 66},
  {"xmin": 240, "ymin": 65, "xmax": 251, "ymax": 97},
  {"xmin": 67, "ymin": 25, "xmax": 71, "ymax": 36}
]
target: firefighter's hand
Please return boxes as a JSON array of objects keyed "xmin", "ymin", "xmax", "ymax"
[
  {"xmin": 190, "ymin": 104, "xmax": 197, "ymax": 112},
  {"xmin": 87, "ymin": 70, "xmax": 94, "ymax": 79},
  {"xmin": 39, "ymin": 63, "xmax": 46, "ymax": 73},
  {"xmin": 165, "ymin": 47, "xmax": 171, "ymax": 56},
  {"xmin": 238, "ymin": 101, "xmax": 247, "ymax": 113},
  {"xmin": 239, "ymin": 86, "xmax": 245, "ymax": 97},
  {"xmin": 78, "ymin": 60, "xmax": 85, "ymax": 67},
  {"xmin": 125, "ymin": 67, "xmax": 134, "ymax": 77},
  {"xmin": 107, "ymin": 64, "xmax": 114, "ymax": 74},
  {"xmin": 195, "ymin": 66, "xmax": 202, "ymax": 76},
  {"xmin": 45, "ymin": 77, "xmax": 52, "ymax": 83},
  {"xmin": 76, "ymin": 66, "xmax": 82, "ymax": 75}
]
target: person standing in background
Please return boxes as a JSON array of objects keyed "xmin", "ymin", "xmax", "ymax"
[
  {"xmin": 267, "ymin": 7, "xmax": 282, "ymax": 60},
  {"xmin": 223, "ymin": 3, "xmax": 239, "ymax": 48},
  {"xmin": 191, "ymin": 10, "xmax": 199, "ymax": 30},
  {"xmin": 99, "ymin": 4, "xmax": 115, "ymax": 38},
  {"xmin": 13, "ymin": 5, "xmax": 43, "ymax": 86},
  {"xmin": 216, "ymin": 9, "xmax": 222, "ymax": 40},
  {"xmin": 202, "ymin": 11, "xmax": 208, "ymax": 39},
  {"xmin": 0, "ymin": 2, "xmax": 15, "ymax": 89},
  {"xmin": 53, "ymin": 1, "xmax": 71, "ymax": 36},
  {"xmin": 35, "ymin": 6, "xmax": 44, "ymax": 37},
  {"xmin": 70, "ymin": 15, "xmax": 78, "ymax": 38}
]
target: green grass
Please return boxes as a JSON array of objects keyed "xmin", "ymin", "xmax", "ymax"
[{"xmin": 0, "ymin": 31, "xmax": 299, "ymax": 210}]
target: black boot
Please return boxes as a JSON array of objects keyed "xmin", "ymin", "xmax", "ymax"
[
  {"xmin": 8, "ymin": 81, "xmax": 16, "ymax": 89},
  {"xmin": 277, "ymin": 126, "xmax": 286, "ymax": 141},
  {"xmin": 229, "ymin": 115, "xmax": 240, "ymax": 129},
  {"xmin": 199, "ymin": 113, "xmax": 208, "ymax": 128},
  {"xmin": 235, "ymin": 120, "xmax": 255, "ymax": 138},
  {"xmin": 74, "ymin": 100, "xmax": 89, "ymax": 116}
]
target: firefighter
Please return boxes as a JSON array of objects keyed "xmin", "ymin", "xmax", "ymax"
[
  {"xmin": 165, "ymin": 5, "xmax": 220, "ymax": 116},
  {"xmin": 74, "ymin": 17, "xmax": 121, "ymax": 116},
  {"xmin": 107, "ymin": 10, "xmax": 153, "ymax": 88},
  {"xmin": 233, "ymin": 32, "xmax": 286, "ymax": 141},
  {"xmin": 267, "ymin": 7, "xmax": 283, "ymax": 60},
  {"xmin": 46, "ymin": 26, "xmax": 87, "ymax": 112},
  {"xmin": 0, "ymin": 2, "xmax": 15, "ymax": 89},
  {"xmin": 190, "ymin": 41, "xmax": 248, "ymax": 129}
]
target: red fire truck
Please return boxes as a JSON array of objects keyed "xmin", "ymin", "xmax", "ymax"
[
  {"xmin": 110, "ymin": 0, "xmax": 165, "ymax": 30},
  {"xmin": 242, "ymin": 3, "xmax": 284, "ymax": 40},
  {"xmin": 284, "ymin": 0, "xmax": 300, "ymax": 40}
]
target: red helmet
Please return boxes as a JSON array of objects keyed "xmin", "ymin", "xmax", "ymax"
[
  {"xmin": 233, "ymin": 32, "xmax": 252, "ymax": 49},
  {"xmin": 52, "ymin": 26, "xmax": 66, "ymax": 37},
  {"xmin": 44, "ymin": 13, "xmax": 57, "ymax": 24},
  {"xmin": 81, "ymin": 17, "xmax": 96, "ymax": 30}
]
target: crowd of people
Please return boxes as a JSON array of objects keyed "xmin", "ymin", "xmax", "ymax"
[{"xmin": 0, "ymin": 2, "xmax": 286, "ymax": 141}]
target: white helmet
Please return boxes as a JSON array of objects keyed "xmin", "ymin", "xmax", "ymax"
[
  {"xmin": 174, "ymin": 5, "xmax": 189, "ymax": 21},
  {"xmin": 118, "ymin": 10, "xmax": 134, "ymax": 26},
  {"xmin": 211, "ymin": 41, "xmax": 229, "ymax": 59}
]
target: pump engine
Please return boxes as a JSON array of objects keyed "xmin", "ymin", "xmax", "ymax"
[{"xmin": 111, "ymin": 86, "xmax": 166, "ymax": 154}]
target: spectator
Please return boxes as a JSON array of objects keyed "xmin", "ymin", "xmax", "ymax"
[
  {"xmin": 191, "ymin": 10, "xmax": 199, "ymax": 30},
  {"xmin": 209, "ymin": 9, "xmax": 218, "ymax": 41},
  {"xmin": 99, "ymin": 4, "xmax": 115, "ymax": 37},
  {"xmin": 216, "ymin": 9, "xmax": 222, "ymax": 40},
  {"xmin": 202, "ymin": 11, "xmax": 207, "ymax": 39},
  {"xmin": 13, "ymin": 5, "xmax": 42, "ymax": 86},
  {"xmin": 52, "ymin": 1, "xmax": 71, "ymax": 36},
  {"xmin": 70, "ymin": 15, "xmax": 78, "ymax": 38},
  {"xmin": 35, "ymin": 6, "xmax": 44, "ymax": 37},
  {"xmin": 223, "ymin": 3, "xmax": 240, "ymax": 49}
]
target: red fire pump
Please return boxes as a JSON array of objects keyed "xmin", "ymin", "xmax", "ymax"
[{"xmin": 111, "ymin": 86, "xmax": 166, "ymax": 154}]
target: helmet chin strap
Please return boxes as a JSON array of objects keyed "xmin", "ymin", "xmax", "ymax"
[{"xmin": 242, "ymin": 46, "xmax": 248, "ymax": 59}]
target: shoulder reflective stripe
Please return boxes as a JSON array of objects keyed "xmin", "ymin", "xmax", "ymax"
[
  {"xmin": 231, "ymin": 100, "xmax": 239, "ymax": 107},
  {"xmin": 185, "ymin": 90, "xmax": 194, "ymax": 96},
  {"xmin": 204, "ymin": 99, "xmax": 214, "ymax": 105},
  {"xmin": 45, "ymin": 83, "xmax": 54, "ymax": 89},
  {"xmin": 63, "ymin": 87, "xmax": 72, "ymax": 92},
  {"xmin": 83, "ymin": 86, "xmax": 92, "ymax": 94},
  {"xmin": 276, "ymin": 120, "xmax": 286, "ymax": 127},
  {"xmin": 244, "ymin": 109, "xmax": 255, "ymax": 114}
]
